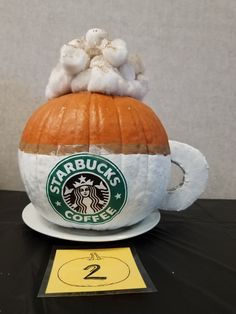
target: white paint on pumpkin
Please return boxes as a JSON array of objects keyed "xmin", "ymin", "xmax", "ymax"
[{"xmin": 18, "ymin": 149, "xmax": 171, "ymax": 230}]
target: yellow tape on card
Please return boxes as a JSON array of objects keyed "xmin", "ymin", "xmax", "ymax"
[{"xmin": 46, "ymin": 247, "xmax": 147, "ymax": 294}]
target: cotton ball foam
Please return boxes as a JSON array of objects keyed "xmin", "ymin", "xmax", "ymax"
[
  {"xmin": 45, "ymin": 63, "xmax": 72, "ymax": 100},
  {"xmin": 86, "ymin": 28, "xmax": 108, "ymax": 48},
  {"xmin": 60, "ymin": 44, "xmax": 90, "ymax": 75},
  {"xmin": 90, "ymin": 55, "xmax": 113, "ymax": 69},
  {"xmin": 88, "ymin": 68, "xmax": 121, "ymax": 96},
  {"xmin": 67, "ymin": 38, "xmax": 87, "ymax": 49},
  {"xmin": 71, "ymin": 69, "xmax": 91, "ymax": 93},
  {"xmin": 119, "ymin": 63, "xmax": 136, "ymax": 81},
  {"xmin": 102, "ymin": 39, "xmax": 128, "ymax": 67},
  {"xmin": 45, "ymin": 28, "xmax": 149, "ymax": 100},
  {"xmin": 117, "ymin": 74, "xmax": 148, "ymax": 100}
]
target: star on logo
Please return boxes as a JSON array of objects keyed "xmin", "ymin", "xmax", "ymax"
[
  {"xmin": 79, "ymin": 175, "xmax": 86, "ymax": 183},
  {"xmin": 114, "ymin": 193, "xmax": 121, "ymax": 200},
  {"xmin": 55, "ymin": 201, "xmax": 61, "ymax": 206}
]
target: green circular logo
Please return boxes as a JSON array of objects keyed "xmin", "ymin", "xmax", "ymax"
[{"xmin": 46, "ymin": 153, "xmax": 128, "ymax": 225}]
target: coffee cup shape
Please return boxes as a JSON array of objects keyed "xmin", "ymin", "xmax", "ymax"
[{"xmin": 19, "ymin": 93, "xmax": 208, "ymax": 230}]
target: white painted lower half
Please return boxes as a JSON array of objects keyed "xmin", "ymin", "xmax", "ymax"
[{"xmin": 18, "ymin": 150, "xmax": 171, "ymax": 230}]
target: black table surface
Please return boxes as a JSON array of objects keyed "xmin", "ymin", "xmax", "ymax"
[{"xmin": 0, "ymin": 190, "xmax": 235, "ymax": 314}]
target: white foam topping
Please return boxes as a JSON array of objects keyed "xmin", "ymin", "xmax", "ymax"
[{"xmin": 45, "ymin": 28, "xmax": 148, "ymax": 100}]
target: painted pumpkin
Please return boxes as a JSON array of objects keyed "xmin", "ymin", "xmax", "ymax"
[{"xmin": 19, "ymin": 92, "xmax": 171, "ymax": 230}]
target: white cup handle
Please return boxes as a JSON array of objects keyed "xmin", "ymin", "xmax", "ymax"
[{"xmin": 160, "ymin": 140, "xmax": 209, "ymax": 211}]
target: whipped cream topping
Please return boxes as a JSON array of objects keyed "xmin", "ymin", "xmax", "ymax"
[{"xmin": 45, "ymin": 28, "xmax": 148, "ymax": 100}]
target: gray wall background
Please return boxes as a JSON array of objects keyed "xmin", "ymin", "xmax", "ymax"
[{"xmin": 0, "ymin": 0, "xmax": 235, "ymax": 198}]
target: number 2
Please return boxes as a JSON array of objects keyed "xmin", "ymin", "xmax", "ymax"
[{"xmin": 83, "ymin": 264, "xmax": 107, "ymax": 280}]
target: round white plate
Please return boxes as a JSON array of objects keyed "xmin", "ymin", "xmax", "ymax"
[{"xmin": 22, "ymin": 203, "xmax": 160, "ymax": 242}]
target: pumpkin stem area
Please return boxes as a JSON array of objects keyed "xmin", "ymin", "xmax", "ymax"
[{"xmin": 88, "ymin": 252, "xmax": 102, "ymax": 260}]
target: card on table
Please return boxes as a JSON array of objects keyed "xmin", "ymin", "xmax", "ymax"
[{"xmin": 39, "ymin": 247, "xmax": 156, "ymax": 297}]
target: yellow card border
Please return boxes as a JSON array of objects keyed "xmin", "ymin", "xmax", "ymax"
[{"xmin": 38, "ymin": 246, "xmax": 157, "ymax": 297}]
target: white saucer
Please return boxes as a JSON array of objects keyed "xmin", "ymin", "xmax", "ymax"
[{"xmin": 22, "ymin": 203, "xmax": 160, "ymax": 242}]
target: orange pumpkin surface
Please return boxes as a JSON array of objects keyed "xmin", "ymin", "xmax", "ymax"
[{"xmin": 20, "ymin": 92, "xmax": 170, "ymax": 156}]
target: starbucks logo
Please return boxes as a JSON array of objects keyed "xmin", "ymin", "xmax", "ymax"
[
  {"xmin": 46, "ymin": 154, "xmax": 128, "ymax": 225},
  {"xmin": 63, "ymin": 173, "xmax": 110, "ymax": 214}
]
